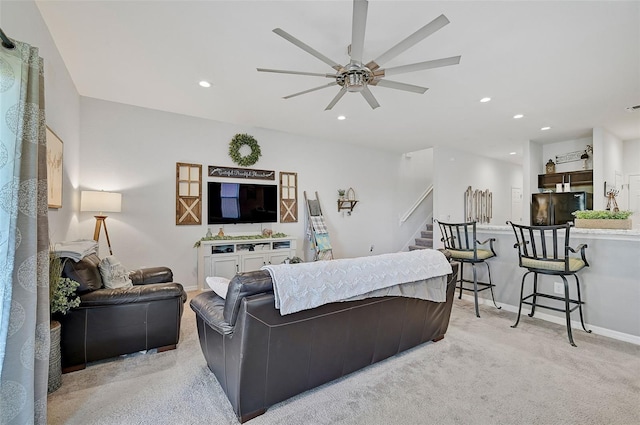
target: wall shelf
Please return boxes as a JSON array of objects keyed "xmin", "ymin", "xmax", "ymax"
[{"xmin": 337, "ymin": 199, "xmax": 358, "ymax": 212}]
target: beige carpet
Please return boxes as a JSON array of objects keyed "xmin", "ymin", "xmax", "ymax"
[{"xmin": 47, "ymin": 291, "xmax": 640, "ymax": 425}]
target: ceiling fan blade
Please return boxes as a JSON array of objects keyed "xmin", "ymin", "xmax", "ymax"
[
  {"xmin": 257, "ymin": 68, "xmax": 336, "ymax": 78},
  {"xmin": 325, "ymin": 87, "xmax": 348, "ymax": 110},
  {"xmin": 349, "ymin": 0, "xmax": 369, "ymax": 64},
  {"xmin": 360, "ymin": 86, "xmax": 380, "ymax": 109},
  {"xmin": 369, "ymin": 14, "xmax": 450, "ymax": 69},
  {"xmin": 374, "ymin": 79, "xmax": 428, "ymax": 94},
  {"xmin": 383, "ymin": 55, "xmax": 461, "ymax": 76},
  {"xmin": 273, "ymin": 28, "xmax": 342, "ymax": 71},
  {"xmin": 284, "ymin": 82, "xmax": 338, "ymax": 99}
]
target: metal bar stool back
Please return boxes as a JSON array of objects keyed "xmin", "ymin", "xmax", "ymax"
[
  {"xmin": 507, "ymin": 221, "xmax": 591, "ymax": 346},
  {"xmin": 435, "ymin": 220, "xmax": 501, "ymax": 317}
]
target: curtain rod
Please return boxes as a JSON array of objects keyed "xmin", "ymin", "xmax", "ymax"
[{"xmin": 0, "ymin": 27, "xmax": 16, "ymax": 49}]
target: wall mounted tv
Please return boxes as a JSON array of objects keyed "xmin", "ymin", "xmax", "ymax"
[{"xmin": 207, "ymin": 182, "xmax": 278, "ymax": 224}]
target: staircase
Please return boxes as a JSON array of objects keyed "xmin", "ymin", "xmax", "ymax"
[{"xmin": 409, "ymin": 223, "xmax": 433, "ymax": 251}]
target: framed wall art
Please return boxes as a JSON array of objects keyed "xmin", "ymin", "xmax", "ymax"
[
  {"xmin": 176, "ymin": 162, "xmax": 202, "ymax": 225},
  {"xmin": 46, "ymin": 127, "xmax": 63, "ymax": 208},
  {"xmin": 279, "ymin": 172, "xmax": 298, "ymax": 223}
]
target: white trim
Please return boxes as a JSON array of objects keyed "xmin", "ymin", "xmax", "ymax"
[
  {"xmin": 458, "ymin": 294, "xmax": 640, "ymax": 346},
  {"xmin": 399, "ymin": 185, "xmax": 433, "ymax": 225}
]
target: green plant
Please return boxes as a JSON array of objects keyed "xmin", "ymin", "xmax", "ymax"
[
  {"xmin": 337, "ymin": 189, "xmax": 346, "ymax": 197},
  {"xmin": 50, "ymin": 277, "xmax": 81, "ymax": 315},
  {"xmin": 49, "ymin": 252, "xmax": 81, "ymax": 315},
  {"xmin": 572, "ymin": 210, "xmax": 632, "ymax": 220},
  {"xmin": 194, "ymin": 232, "xmax": 288, "ymax": 248}
]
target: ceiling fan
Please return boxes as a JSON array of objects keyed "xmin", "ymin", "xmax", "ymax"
[{"xmin": 257, "ymin": 0, "xmax": 461, "ymax": 110}]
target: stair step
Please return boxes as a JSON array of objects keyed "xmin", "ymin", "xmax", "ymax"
[
  {"xmin": 425, "ymin": 223, "xmax": 433, "ymax": 231},
  {"xmin": 409, "ymin": 245, "xmax": 428, "ymax": 251},
  {"xmin": 414, "ymin": 237, "xmax": 433, "ymax": 247},
  {"xmin": 421, "ymin": 230, "xmax": 433, "ymax": 239}
]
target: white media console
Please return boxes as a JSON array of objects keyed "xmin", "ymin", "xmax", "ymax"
[{"xmin": 197, "ymin": 237, "xmax": 298, "ymax": 290}]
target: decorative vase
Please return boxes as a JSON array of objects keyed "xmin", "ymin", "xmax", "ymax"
[
  {"xmin": 217, "ymin": 228, "xmax": 225, "ymax": 237},
  {"xmin": 48, "ymin": 320, "xmax": 62, "ymax": 393},
  {"xmin": 206, "ymin": 228, "xmax": 212, "ymax": 238}
]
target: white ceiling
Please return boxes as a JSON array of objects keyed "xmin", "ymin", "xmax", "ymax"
[{"xmin": 35, "ymin": 0, "xmax": 640, "ymax": 163}]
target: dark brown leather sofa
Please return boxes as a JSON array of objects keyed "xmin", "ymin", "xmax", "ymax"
[
  {"xmin": 191, "ymin": 262, "xmax": 459, "ymax": 423},
  {"xmin": 57, "ymin": 253, "xmax": 187, "ymax": 372}
]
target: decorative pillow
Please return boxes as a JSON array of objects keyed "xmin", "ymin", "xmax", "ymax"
[
  {"xmin": 98, "ymin": 256, "xmax": 133, "ymax": 289},
  {"xmin": 206, "ymin": 276, "xmax": 231, "ymax": 299}
]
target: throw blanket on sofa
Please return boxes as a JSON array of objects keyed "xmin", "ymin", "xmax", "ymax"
[
  {"xmin": 53, "ymin": 239, "xmax": 98, "ymax": 262},
  {"xmin": 262, "ymin": 249, "xmax": 452, "ymax": 315}
]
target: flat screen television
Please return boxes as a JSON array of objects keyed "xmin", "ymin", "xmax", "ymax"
[{"xmin": 207, "ymin": 182, "xmax": 278, "ymax": 224}]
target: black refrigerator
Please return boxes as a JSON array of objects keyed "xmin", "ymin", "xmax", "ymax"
[{"xmin": 531, "ymin": 192, "xmax": 591, "ymax": 226}]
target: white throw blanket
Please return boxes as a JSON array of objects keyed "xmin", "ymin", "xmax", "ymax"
[
  {"xmin": 53, "ymin": 239, "xmax": 98, "ymax": 262},
  {"xmin": 261, "ymin": 249, "xmax": 452, "ymax": 315}
]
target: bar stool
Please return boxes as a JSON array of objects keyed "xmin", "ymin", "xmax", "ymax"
[
  {"xmin": 435, "ymin": 220, "xmax": 501, "ymax": 318},
  {"xmin": 507, "ymin": 221, "xmax": 591, "ymax": 347}
]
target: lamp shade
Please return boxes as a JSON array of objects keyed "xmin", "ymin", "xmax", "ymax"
[{"xmin": 80, "ymin": 191, "xmax": 122, "ymax": 213}]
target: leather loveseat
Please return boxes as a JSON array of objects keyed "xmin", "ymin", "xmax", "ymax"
[
  {"xmin": 57, "ymin": 253, "xmax": 187, "ymax": 372},
  {"xmin": 191, "ymin": 259, "xmax": 458, "ymax": 423}
]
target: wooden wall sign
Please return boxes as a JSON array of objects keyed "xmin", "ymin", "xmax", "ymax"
[
  {"xmin": 555, "ymin": 151, "xmax": 584, "ymax": 164},
  {"xmin": 176, "ymin": 162, "xmax": 202, "ymax": 225},
  {"xmin": 208, "ymin": 166, "xmax": 275, "ymax": 180},
  {"xmin": 280, "ymin": 172, "xmax": 298, "ymax": 223}
]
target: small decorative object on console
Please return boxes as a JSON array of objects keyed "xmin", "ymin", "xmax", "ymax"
[
  {"xmin": 217, "ymin": 227, "xmax": 225, "ymax": 237},
  {"xmin": 262, "ymin": 228, "xmax": 273, "ymax": 237}
]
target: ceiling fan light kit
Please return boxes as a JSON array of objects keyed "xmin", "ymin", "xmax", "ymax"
[{"xmin": 258, "ymin": 0, "xmax": 461, "ymax": 110}]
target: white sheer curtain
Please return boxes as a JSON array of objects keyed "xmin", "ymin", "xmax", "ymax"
[{"xmin": 0, "ymin": 38, "xmax": 49, "ymax": 424}]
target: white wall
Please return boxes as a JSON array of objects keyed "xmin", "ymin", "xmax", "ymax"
[
  {"xmin": 541, "ymin": 137, "xmax": 592, "ymax": 174},
  {"xmin": 623, "ymin": 138, "xmax": 640, "ymax": 228},
  {"xmin": 2, "ymin": 0, "xmax": 81, "ymax": 242},
  {"xmin": 78, "ymin": 97, "xmax": 417, "ymax": 289},
  {"xmin": 432, "ymin": 146, "xmax": 523, "ymax": 244},
  {"xmin": 395, "ymin": 148, "xmax": 434, "ymax": 249},
  {"xmin": 593, "ymin": 127, "xmax": 624, "ymax": 210}
]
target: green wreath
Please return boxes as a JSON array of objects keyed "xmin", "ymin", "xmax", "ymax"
[{"xmin": 229, "ymin": 133, "xmax": 261, "ymax": 167}]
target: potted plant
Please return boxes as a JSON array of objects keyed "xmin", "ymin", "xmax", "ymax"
[
  {"xmin": 572, "ymin": 210, "xmax": 633, "ymax": 230},
  {"xmin": 337, "ymin": 189, "xmax": 346, "ymax": 199},
  {"xmin": 48, "ymin": 252, "xmax": 80, "ymax": 392}
]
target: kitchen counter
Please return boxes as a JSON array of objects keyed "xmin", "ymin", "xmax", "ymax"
[
  {"xmin": 450, "ymin": 223, "xmax": 640, "ymax": 344},
  {"xmin": 477, "ymin": 224, "xmax": 640, "ymax": 241}
]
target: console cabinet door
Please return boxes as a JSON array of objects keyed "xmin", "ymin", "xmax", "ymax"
[
  {"xmin": 210, "ymin": 256, "xmax": 239, "ymax": 280},
  {"xmin": 268, "ymin": 252, "xmax": 291, "ymax": 266},
  {"xmin": 242, "ymin": 253, "xmax": 267, "ymax": 272}
]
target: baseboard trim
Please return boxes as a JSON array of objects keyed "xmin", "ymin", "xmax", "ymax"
[{"xmin": 458, "ymin": 294, "xmax": 640, "ymax": 346}]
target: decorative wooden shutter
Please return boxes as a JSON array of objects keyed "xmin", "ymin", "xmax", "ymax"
[
  {"xmin": 176, "ymin": 162, "xmax": 202, "ymax": 225},
  {"xmin": 279, "ymin": 172, "xmax": 298, "ymax": 223}
]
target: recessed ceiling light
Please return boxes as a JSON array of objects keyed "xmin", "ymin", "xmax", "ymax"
[
  {"xmin": 541, "ymin": 126, "xmax": 551, "ymax": 131},
  {"xmin": 480, "ymin": 97, "xmax": 491, "ymax": 103},
  {"xmin": 513, "ymin": 114, "xmax": 524, "ymax": 119},
  {"xmin": 509, "ymin": 152, "xmax": 517, "ymax": 155},
  {"xmin": 199, "ymin": 81, "xmax": 211, "ymax": 88},
  {"xmin": 337, "ymin": 115, "xmax": 346, "ymax": 120}
]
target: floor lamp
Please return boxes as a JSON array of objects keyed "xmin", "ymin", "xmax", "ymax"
[{"xmin": 80, "ymin": 190, "xmax": 122, "ymax": 255}]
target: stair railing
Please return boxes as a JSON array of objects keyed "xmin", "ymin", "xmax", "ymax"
[{"xmin": 399, "ymin": 185, "xmax": 433, "ymax": 225}]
